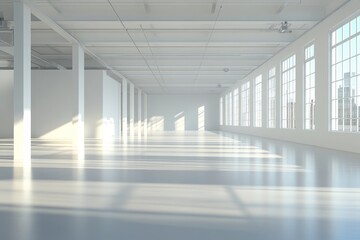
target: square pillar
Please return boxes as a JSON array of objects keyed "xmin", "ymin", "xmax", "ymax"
[
  {"xmin": 144, "ymin": 93, "xmax": 148, "ymax": 136},
  {"xmin": 72, "ymin": 44, "xmax": 84, "ymax": 148},
  {"xmin": 137, "ymin": 89, "xmax": 142, "ymax": 136},
  {"xmin": 122, "ymin": 79, "xmax": 128, "ymax": 137},
  {"xmin": 118, "ymin": 83, "xmax": 122, "ymax": 137},
  {"xmin": 129, "ymin": 83, "xmax": 135, "ymax": 137},
  {"xmin": 13, "ymin": 1, "xmax": 31, "ymax": 162}
]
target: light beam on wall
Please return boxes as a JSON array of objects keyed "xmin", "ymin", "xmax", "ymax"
[{"xmin": 198, "ymin": 106, "xmax": 205, "ymax": 131}]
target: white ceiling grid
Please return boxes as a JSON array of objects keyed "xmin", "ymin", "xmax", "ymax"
[{"xmin": 0, "ymin": 0, "xmax": 349, "ymax": 93}]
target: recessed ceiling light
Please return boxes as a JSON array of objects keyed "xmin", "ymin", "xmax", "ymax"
[{"xmin": 223, "ymin": 68, "xmax": 229, "ymax": 72}]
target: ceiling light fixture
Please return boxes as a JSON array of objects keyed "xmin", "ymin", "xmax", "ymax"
[
  {"xmin": 279, "ymin": 21, "xmax": 292, "ymax": 33},
  {"xmin": 0, "ymin": 17, "xmax": 9, "ymax": 30}
]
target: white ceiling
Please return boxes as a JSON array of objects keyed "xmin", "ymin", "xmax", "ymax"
[{"xmin": 0, "ymin": 0, "xmax": 350, "ymax": 94}]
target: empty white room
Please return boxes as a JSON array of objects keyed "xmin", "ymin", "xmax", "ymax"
[{"xmin": 0, "ymin": 0, "xmax": 360, "ymax": 239}]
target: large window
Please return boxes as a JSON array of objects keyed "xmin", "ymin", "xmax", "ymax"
[
  {"xmin": 229, "ymin": 92, "xmax": 233, "ymax": 126},
  {"xmin": 281, "ymin": 54, "xmax": 296, "ymax": 129},
  {"xmin": 241, "ymin": 81, "xmax": 250, "ymax": 126},
  {"xmin": 233, "ymin": 88, "xmax": 239, "ymax": 126},
  {"xmin": 331, "ymin": 16, "xmax": 360, "ymax": 132},
  {"xmin": 254, "ymin": 75, "xmax": 262, "ymax": 127},
  {"xmin": 268, "ymin": 67, "xmax": 276, "ymax": 128},
  {"xmin": 304, "ymin": 44, "xmax": 316, "ymax": 130},
  {"xmin": 220, "ymin": 97, "xmax": 223, "ymax": 126},
  {"xmin": 225, "ymin": 93, "xmax": 229, "ymax": 126}
]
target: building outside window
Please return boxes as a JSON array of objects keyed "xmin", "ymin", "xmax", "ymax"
[
  {"xmin": 331, "ymin": 16, "xmax": 360, "ymax": 132},
  {"xmin": 268, "ymin": 67, "xmax": 276, "ymax": 128},
  {"xmin": 220, "ymin": 97, "xmax": 223, "ymax": 126},
  {"xmin": 254, "ymin": 74, "xmax": 262, "ymax": 127},
  {"xmin": 281, "ymin": 54, "xmax": 296, "ymax": 129},
  {"xmin": 304, "ymin": 44, "xmax": 316, "ymax": 130},
  {"xmin": 225, "ymin": 93, "xmax": 229, "ymax": 126},
  {"xmin": 241, "ymin": 81, "xmax": 250, "ymax": 126},
  {"xmin": 233, "ymin": 88, "xmax": 239, "ymax": 126},
  {"xmin": 229, "ymin": 91, "xmax": 233, "ymax": 126}
]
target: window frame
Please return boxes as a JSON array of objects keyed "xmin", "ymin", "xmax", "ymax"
[
  {"xmin": 268, "ymin": 67, "xmax": 276, "ymax": 128},
  {"xmin": 281, "ymin": 54, "xmax": 297, "ymax": 129},
  {"xmin": 254, "ymin": 74, "xmax": 263, "ymax": 127},
  {"xmin": 330, "ymin": 15, "xmax": 360, "ymax": 133},
  {"xmin": 304, "ymin": 43, "xmax": 316, "ymax": 130},
  {"xmin": 241, "ymin": 81, "xmax": 251, "ymax": 127},
  {"xmin": 233, "ymin": 88, "xmax": 239, "ymax": 126}
]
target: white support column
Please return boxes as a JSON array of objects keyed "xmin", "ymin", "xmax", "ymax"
[
  {"xmin": 129, "ymin": 83, "xmax": 135, "ymax": 137},
  {"xmin": 137, "ymin": 89, "xmax": 142, "ymax": 137},
  {"xmin": 249, "ymin": 81, "xmax": 254, "ymax": 127},
  {"xmin": 296, "ymin": 50, "xmax": 304, "ymax": 130},
  {"xmin": 276, "ymin": 64, "xmax": 281, "ymax": 129},
  {"xmin": 122, "ymin": 79, "xmax": 128, "ymax": 137},
  {"xmin": 72, "ymin": 44, "xmax": 85, "ymax": 150},
  {"xmin": 118, "ymin": 83, "xmax": 122, "ymax": 137},
  {"xmin": 316, "ymin": 29, "xmax": 329, "ymax": 134},
  {"xmin": 263, "ymin": 71, "xmax": 268, "ymax": 128},
  {"xmin": 13, "ymin": 1, "xmax": 31, "ymax": 162},
  {"xmin": 144, "ymin": 94, "xmax": 148, "ymax": 136}
]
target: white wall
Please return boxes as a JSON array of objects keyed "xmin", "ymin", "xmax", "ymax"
[
  {"xmin": 0, "ymin": 71, "xmax": 13, "ymax": 138},
  {"xmin": 220, "ymin": 0, "xmax": 360, "ymax": 154},
  {"xmin": 0, "ymin": 70, "xmax": 122, "ymax": 140},
  {"xmin": 102, "ymin": 73, "xmax": 121, "ymax": 139},
  {"xmin": 84, "ymin": 71, "xmax": 103, "ymax": 139},
  {"xmin": 32, "ymin": 70, "xmax": 73, "ymax": 139},
  {"xmin": 148, "ymin": 94, "xmax": 219, "ymax": 131}
]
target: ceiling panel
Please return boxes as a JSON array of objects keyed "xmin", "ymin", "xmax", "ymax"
[{"xmin": 0, "ymin": 0, "xmax": 350, "ymax": 93}]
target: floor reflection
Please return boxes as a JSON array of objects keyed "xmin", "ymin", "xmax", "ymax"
[{"xmin": 0, "ymin": 132, "xmax": 359, "ymax": 240}]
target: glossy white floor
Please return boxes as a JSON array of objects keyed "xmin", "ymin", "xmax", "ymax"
[{"xmin": 0, "ymin": 131, "xmax": 359, "ymax": 240}]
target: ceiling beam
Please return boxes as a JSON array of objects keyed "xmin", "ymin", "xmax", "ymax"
[
  {"xmin": 31, "ymin": 51, "xmax": 67, "ymax": 70},
  {"xmin": 0, "ymin": 46, "xmax": 66, "ymax": 70},
  {"xmin": 136, "ymin": 83, "xmax": 234, "ymax": 88},
  {"xmin": 0, "ymin": 46, "xmax": 14, "ymax": 56},
  {"xmin": 24, "ymin": 0, "xmax": 135, "ymax": 86},
  {"xmin": 84, "ymin": 42, "xmax": 290, "ymax": 47},
  {"xmin": 36, "ymin": 53, "xmax": 273, "ymax": 58},
  {"xmin": 29, "ymin": 20, "xmax": 317, "ymax": 30}
]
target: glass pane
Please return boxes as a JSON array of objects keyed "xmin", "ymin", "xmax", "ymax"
[
  {"xmin": 351, "ymin": 57, "xmax": 357, "ymax": 75},
  {"xmin": 336, "ymin": 63, "xmax": 343, "ymax": 81},
  {"xmin": 343, "ymin": 23, "xmax": 350, "ymax": 40},
  {"xmin": 351, "ymin": 18, "xmax": 357, "ymax": 36},
  {"xmin": 344, "ymin": 59, "xmax": 350, "ymax": 75},
  {"xmin": 343, "ymin": 40, "xmax": 350, "ymax": 60},
  {"xmin": 336, "ymin": 27, "xmax": 343, "ymax": 43},
  {"xmin": 336, "ymin": 44, "xmax": 343, "ymax": 62},
  {"xmin": 350, "ymin": 37, "xmax": 357, "ymax": 58},
  {"xmin": 332, "ymin": 48, "xmax": 336, "ymax": 64}
]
